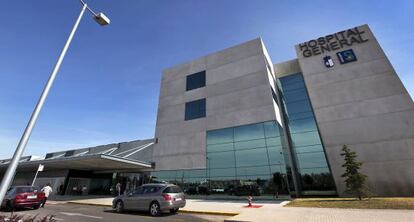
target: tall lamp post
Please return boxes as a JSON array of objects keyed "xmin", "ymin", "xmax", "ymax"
[{"xmin": 0, "ymin": 0, "xmax": 110, "ymax": 204}]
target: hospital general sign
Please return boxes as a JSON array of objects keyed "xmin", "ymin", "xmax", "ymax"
[{"xmin": 299, "ymin": 26, "xmax": 369, "ymax": 58}]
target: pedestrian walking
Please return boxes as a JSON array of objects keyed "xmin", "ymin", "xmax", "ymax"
[
  {"xmin": 41, "ymin": 183, "xmax": 53, "ymax": 208},
  {"xmin": 116, "ymin": 182, "xmax": 121, "ymax": 196}
]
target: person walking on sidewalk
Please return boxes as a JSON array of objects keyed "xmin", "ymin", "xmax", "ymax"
[
  {"xmin": 116, "ymin": 182, "xmax": 121, "ymax": 196},
  {"xmin": 41, "ymin": 183, "xmax": 53, "ymax": 208}
]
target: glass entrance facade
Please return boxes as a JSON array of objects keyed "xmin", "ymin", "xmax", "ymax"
[
  {"xmin": 152, "ymin": 121, "xmax": 292, "ymax": 197},
  {"xmin": 206, "ymin": 121, "xmax": 290, "ymax": 196},
  {"xmin": 278, "ymin": 73, "xmax": 336, "ymax": 195}
]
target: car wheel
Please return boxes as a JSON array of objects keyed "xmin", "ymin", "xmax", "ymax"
[
  {"xmin": 149, "ymin": 202, "xmax": 160, "ymax": 217},
  {"xmin": 115, "ymin": 200, "xmax": 124, "ymax": 213},
  {"xmin": 169, "ymin": 208, "xmax": 179, "ymax": 214}
]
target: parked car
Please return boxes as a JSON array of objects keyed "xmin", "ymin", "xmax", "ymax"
[
  {"xmin": 112, "ymin": 184, "xmax": 186, "ymax": 216},
  {"xmin": 184, "ymin": 185, "xmax": 210, "ymax": 195},
  {"xmin": 226, "ymin": 184, "xmax": 261, "ymax": 196},
  {"xmin": 1, "ymin": 186, "xmax": 45, "ymax": 211}
]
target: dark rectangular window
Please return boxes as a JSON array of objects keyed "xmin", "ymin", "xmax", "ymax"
[
  {"xmin": 64, "ymin": 150, "xmax": 75, "ymax": 157},
  {"xmin": 45, "ymin": 153, "xmax": 54, "ymax": 159},
  {"xmin": 185, "ymin": 98, "xmax": 206, "ymax": 120},
  {"xmin": 186, "ymin": 71, "xmax": 206, "ymax": 91}
]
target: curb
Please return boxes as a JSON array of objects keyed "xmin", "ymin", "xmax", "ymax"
[
  {"xmin": 67, "ymin": 201, "xmax": 111, "ymax": 207},
  {"xmin": 179, "ymin": 209, "xmax": 239, "ymax": 216},
  {"xmin": 68, "ymin": 201, "xmax": 239, "ymax": 216}
]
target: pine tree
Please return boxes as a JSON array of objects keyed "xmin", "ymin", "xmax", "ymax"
[{"xmin": 340, "ymin": 145, "xmax": 370, "ymax": 200}]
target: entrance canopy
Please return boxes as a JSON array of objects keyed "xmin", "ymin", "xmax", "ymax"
[{"xmin": 0, "ymin": 154, "xmax": 153, "ymax": 173}]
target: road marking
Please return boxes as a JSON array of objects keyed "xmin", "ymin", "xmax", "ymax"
[{"xmin": 60, "ymin": 212, "xmax": 103, "ymax": 219}]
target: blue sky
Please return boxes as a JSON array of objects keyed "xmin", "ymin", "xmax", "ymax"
[{"xmin": 0, "ymin": 0, "xmax": 413, "ymax": 159}]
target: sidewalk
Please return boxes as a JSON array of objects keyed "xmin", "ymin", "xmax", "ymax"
[{"xmin": 67, "ymin": 197, "xmax": 414, "ymax": 222}]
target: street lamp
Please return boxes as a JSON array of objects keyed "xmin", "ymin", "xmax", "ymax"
[{"xmin": 0, "ymin": 0, "xmax": 110, "ymax": 204}]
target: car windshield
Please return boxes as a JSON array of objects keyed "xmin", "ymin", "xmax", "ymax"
[
  {"xmin": 163, "ymin": 186, "xmax": 182, "ymax": 193},
  {"xmin": 16, "ymin": 186, "xmax": 39, "ymax": 193}
]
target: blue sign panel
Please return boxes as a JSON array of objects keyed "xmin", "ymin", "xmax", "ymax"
[{"xmin": 337, "ymin": 49, "xmax": 357, "ymax": 64}]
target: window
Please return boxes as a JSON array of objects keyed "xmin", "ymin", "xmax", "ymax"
[
  {"xmin": 45, "ymin": 153, "xmax": 54, "ymax": 159},
  {"xmin": 143, "ymin": 186, "xmax": 162, "ymax": 194},
  {"xmin": 163, "ymin": 186, "xmax": 183, "ymax": 193},
  {"xmin": 64, "ymin": 150, "xmax": 75, "ymax": 157},
  {"xmin": 186, "ymin": 71, "xmax": 206, "ymax": 91},
  {"xmin": 207, "ymin": 128, "xmax": 233, "ymax": 144},
  {"xmin": 6, "ymin": 188, "xmax": 15, "ymax": 196},
  {"xmin": 16, "ymin": 187, "xmax": 40, "ymax": 193},
  {"xmin": 205, "ymin": 121, "xmax": 291, "ymax": 195},
  {"xmin": 234, "ymin": 123, "xmax": 265, "ymax": 141},
  {"xmin": 279, "ymin": 73, "xmax": 336, "ymax": 193},
  {"xmin": 185, "ymin": 98, "xmax": 206, "ymax": 120},
  {"xmin": 132, "ymin": 187, "xmax": 144, "ymax": 195},
  {"xmin": 207, "ymin": 151, "xmax": 235, "ymax": 169}
]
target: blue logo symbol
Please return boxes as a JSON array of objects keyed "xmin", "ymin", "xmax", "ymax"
[
  {"xmin": 323, "ymin": 56, "xmax": 334, "ymax": 68},
  {"xmin": 337, "ymin": 49, "xmax": 357, "ymax": 64}
]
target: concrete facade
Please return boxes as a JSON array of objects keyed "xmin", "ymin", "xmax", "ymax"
[
  {"xmin": 294, "ymin": 24, "xmax": 414, "ymax": 196},
  {"xmin": 153, "ymin": 39, "xmax": 280, "ymax": 171},
  {"xmin": 154, "ymin": 24, "xmax": 414, "ymax": 197}
]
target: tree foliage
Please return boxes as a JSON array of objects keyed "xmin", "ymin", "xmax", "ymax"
[
  {"xmin": 340, "ymin": 145, "xmax": 370, "ymax": 200},
  {"xmin": 0, "ymin": 213, "xmax": 56, "ymax": 222}
]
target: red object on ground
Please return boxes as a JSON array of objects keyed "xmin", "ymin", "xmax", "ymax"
[{"xmin": 243, "ymin": 205, "xmax": 263, "ymax": 208}]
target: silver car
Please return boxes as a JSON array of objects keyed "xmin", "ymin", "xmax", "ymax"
[{"xmin": 112, "ymin": 184, "xmax": 186, "ymax": 216}]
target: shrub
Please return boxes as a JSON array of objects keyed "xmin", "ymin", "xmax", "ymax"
[
  {"xmin": 340, "ymin": 145, "xmax": 371, "ymax": 200},
  {"xmin": 0, "ymin": 213, "xmax": 56, "ymax": 222}
]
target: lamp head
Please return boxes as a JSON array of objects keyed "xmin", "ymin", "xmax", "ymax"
[{"xmin": 94, "ymin": 12, "xmax": 110, "ymax": 26}]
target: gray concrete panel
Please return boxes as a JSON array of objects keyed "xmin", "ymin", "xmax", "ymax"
[
  {"xmin": 273, "ymin": 59, "xmax": 301, "ymax": 78},
  {"xmin": 152, "ymin": 153, "xmax": 206, "ymax": 171},
  {"xmin": 159, "ymin": 76, "xmax": 186, "ymax": 98},
  {"xmin": 162, "ymin": 57, "xmax": 206, "ymax": 84},
  {"xmin": 155, "ymin": 117, "xmax": 206, "ymax": 138},
  {"xmin": 156, "ymin": 103, "xmax": 185, "ymax": 125},
  {"xmin": 305, "ymin": 58, "xmax": 393, "ymax": 88},
  {"xmin": 205, "ymin": 38, "xmax": 263, "ymax": 69},
  {"xmin": 206, "ymin": 70, "xmax": 269, "ymax": 98},
  {"xmin": 206, "ymin": 54, "xmax": 267, "ymax": 85},
  {"xmin": 206, "ymin": 84, "xmax": 273, "ymax": 117},
  {"xmin": 316, "ymin": 93, "xmax": 414, "ymax": 124},
  {"xmin": 330, "ymin": 155, "xmax": 414, "ymax": 196},
  {"xmin": 309, "ymin": 70, "xmax": 406, "ymax": 109},
  {"xmin": 296, "ymin": 24, "xmax": 414, "ymax": 196},
  {"xmin": 318, "ymin": 110, "xmax": 414, "ymax": 147}
]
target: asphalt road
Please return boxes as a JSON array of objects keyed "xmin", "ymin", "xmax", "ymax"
[{"xmin": 0, "ymin": 203, "xmax": 228, "ymax": 222}]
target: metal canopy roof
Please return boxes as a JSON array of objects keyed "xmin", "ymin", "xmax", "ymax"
[{"xmin": 0, "ymin": 154, "xmax": 152, "ymax": 173}]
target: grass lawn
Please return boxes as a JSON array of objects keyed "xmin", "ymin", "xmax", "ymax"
[{"xmin": 285, "ymin": 197, "xmax": 414, "ymax": 210}]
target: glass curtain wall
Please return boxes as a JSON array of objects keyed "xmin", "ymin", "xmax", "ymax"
[
  {"xmin": 151, "ymin": 169, "xmax": 208, "ymax": 195},
  {"xmin": 278, "ymin": 73, "xmax": 336, "ymax": 195},
  {"xmin": 151, "ymin": 121, "xmax": 290, "ymax": 197},
  {"xmin": 206, "ymin": 121, "xmax": 290, "ymax": 196}
]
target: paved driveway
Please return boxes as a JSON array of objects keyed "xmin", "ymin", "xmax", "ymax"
[{"xmin": 0, "ymin": 203, "xmax": 228, "ymax": 222}]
